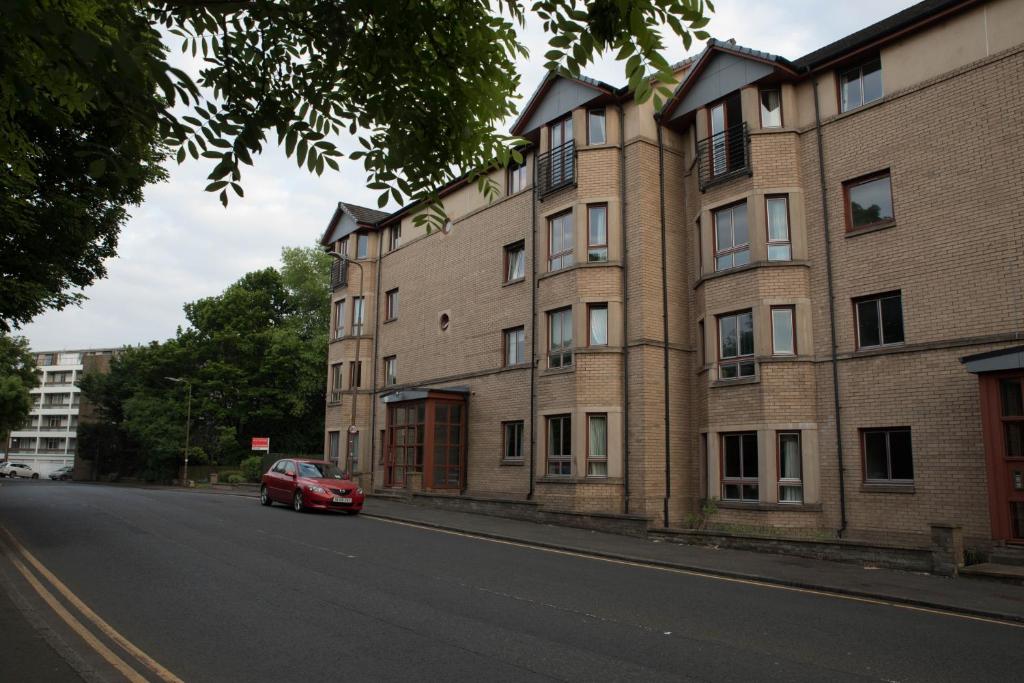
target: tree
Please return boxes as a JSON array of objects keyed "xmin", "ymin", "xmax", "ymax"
[
  {"xmin": 1, "ymin": 1, "xmax": 712, "ymax": 331},
  {"xmin": 79, "ymin": 246, "xmax": 331, "ymax": 479},
  {"xmin": 0, "ymin": 335, "xmax": 40, "ymax": 458}
]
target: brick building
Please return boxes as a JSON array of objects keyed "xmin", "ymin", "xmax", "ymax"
[{"xmin": 321, "ymin": 0, "xmax": 1024, "ymax": 552}]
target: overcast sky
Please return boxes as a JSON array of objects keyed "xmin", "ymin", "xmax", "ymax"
[{"xmin": 21, "ymin": 0, "xmax": 917, "ymax": 352}]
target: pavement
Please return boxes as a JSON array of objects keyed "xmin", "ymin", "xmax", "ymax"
[
  {"xmin": 96, "ymin": 479, "xmax": 1024, "ymax": 624},
  {"xmin": 1, "ymin": 479, "xmax": 1022, "ymax": 682}
]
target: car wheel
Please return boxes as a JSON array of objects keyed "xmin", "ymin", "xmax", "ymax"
[
  {"xmin": 260, "ymin": 486, "xmax": 273, "ymax": 506},
  {"xmin": 32, "ymin": 473, "xmax": 38, "ymax": 479},
  {"xmin": 9, "ymin": 472, "xmax": 17, "ymax": 479},
  {"xmin": 347, "ymin": 510, "xmax": 360, "ymax": 516},
  {"xmin": 293, "ymin": 491, "xmax": 303, "ymax": 512}
]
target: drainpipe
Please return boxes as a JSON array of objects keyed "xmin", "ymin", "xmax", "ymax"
[
  {"xmin": 617, "ymin": 103, "xmax": 630, "ymax": 515},
  {"xmin": 813, "ymin": 79, "xmax": 848, "ymax": 538},
  {"xmin": 528, "ymin": 149, "xmax": 538, "ymax": 500},
  {"xmin": 656, "ymin": 117, "xmax": 671, "ymax": 528},
  {"xmin": 368, "ymin": 225, "xmax": 384, "ymax": 493}
]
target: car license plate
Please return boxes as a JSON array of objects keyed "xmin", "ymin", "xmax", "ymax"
[{"xmin": 333, "ymin": 496, "xmax": 352, "ymax": 504}]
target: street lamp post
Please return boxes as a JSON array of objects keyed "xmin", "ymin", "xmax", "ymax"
[
  {"xmin": 327, "ymin": 250, "xmax": 364, "ymax": 480},
  {"xmin": 165, "ymin": 377, "xmax": 192, "ymax": 486}
]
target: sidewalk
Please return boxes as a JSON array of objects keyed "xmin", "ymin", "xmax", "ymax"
[{"xmin": 91, "ymin": 481, "xmax": 1024, "ymax": 623}]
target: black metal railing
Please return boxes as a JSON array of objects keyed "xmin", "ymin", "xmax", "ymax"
[
  {"xmin": 536, "ymin": 140, "xmax": 576, "ymax": 196},
  {"xmin": 696, "ymin": 122, "xmax": 751, "ymax": 191},
  {"xmin": 330, "ymin": 258, "xmax": 348, "ymax": 290}
]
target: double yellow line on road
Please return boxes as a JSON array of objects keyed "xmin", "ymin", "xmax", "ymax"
[{"xmin": 0, "ymin": 525, "xmax": 182, "ymax": 683}]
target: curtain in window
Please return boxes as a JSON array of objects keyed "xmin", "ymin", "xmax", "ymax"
[
  {"xmin": 589, "ymin": 417, "xmax": 607, "ymax": 456},
  {"xmin": 590, "ymin": 307, "xmax": 608, "ymax": 345}
]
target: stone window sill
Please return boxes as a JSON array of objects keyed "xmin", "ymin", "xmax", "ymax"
[
  {"xmin": 694, "ymin": 259, "xmax": 809, "ymax": 288},
  {"xmin": 541, "ymin": 365, "xmax": 575, "ymax": 377},
  {"xmin": 716, "ymin": 500, "xmax": 823, "ymax": 512},
  {"xmin": 845, "ymin": 221, "xmax": 896, "ymax": 238},
  {"xmin": 710, "ymin": 375, "xmax": 760, "ymax": 388},
  {"xmin": 537, "ymin": 260, "xmax": 623, "ymax": 282},
  {"xmin": 502, "ymin": 277, "xmax": 525, "ymax": 288},
  {"xmin": 861, "ymin": 483, "xmax": 915, "ymax": 494},
  {"xmin": 501, "ymin": 459, "xmax": 525, "ymax": 467}
]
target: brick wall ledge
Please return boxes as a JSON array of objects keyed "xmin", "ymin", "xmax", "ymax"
[
  {"xmin": 715, "ymin": 501, "xmax": 823, "ymax": 512},
  {"xmin": 404, "ymin": 490, "xmax": 651, "ymax": 537},
  {"xmin": 693, "ymin": 260, "xmax": 810, "ymax": 289},
  {"xmin": 651, "ymin": 527, "xmax": 934, "ymax": 572}
]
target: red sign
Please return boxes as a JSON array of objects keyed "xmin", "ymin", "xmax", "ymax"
[{"xmin": 251, "ymin": 437, "xmax": 270, "ymax": 451}]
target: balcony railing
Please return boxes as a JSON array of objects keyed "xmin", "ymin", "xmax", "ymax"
[
  {"xmin": 696, "ymin": 122, "xmax": 751, "ymax": 191},
  {"xmin": 536, "ymin": 140, "xmax": 576, "ymax": 197},
  {"xmin": 330, "ymin": 258, "xmax": 348, "ymax": 290}
]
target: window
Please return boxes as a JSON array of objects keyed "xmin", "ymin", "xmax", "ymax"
[
  {"xmin": 548, "ymin": 308, "xmax": 573, "ymax": 368},
  {"xmin": 504, "ymin": 241, "xmax": 525, "ymax": 282},
  {"xmin": 713, "ymin": 202, "xmax": 749, "ymax": 271},
  {"xmin": 334, "ymin": 300, "xmax": 345, "ymax": 338},
  {"xmin": 778, "ymin": 432, "xmax": 803, "ymax": 503},
  {"xmin": 547, "ymin": 415, "xmax": 572, "ymax": 475},
  {"xmin": 548, "ymin": 211, "xmax": 574, "ymax": 271},
  {"xmin": 722, "ymin": 432, "xmax": 758, "ymax": 502},
  {"xmin": 338, "ymin": 237, "xmax": 349, "ymax": 257},
  {"xmin": 385, "ymin": 289, "xmax": 399, "ymax": 321},
  {"xmin": 760, "ymin": 89, "xmax": 782, "ymax": 128},
  {"xmin": 508, "ymin": 161, "xmax": 528, "ymax": 194},
  {"xmin": 356, "ymin": 233, "xmax": 369, "ymax": 259},
  {"xmin": 696, "ymin": 217, "xmax": 703, "ymax": 274},
  {"xmin": 349, "ymin": 361, "xmax": 362, "ymax": 389},
  {"xmin": 587, "ymin": 205, "xmax": 608, "ymax": 262},
  {"xmin": 331, "ymin": 363, "xmax": 343, "ymax": 391},
  {"xmin": 548, "ymin": 116, "xmax": 574, "ymax": 187},
  {"xmin": 588, "ymin": 304, "xmax": 608, "ymax": 346},
  {"xmin": 587, "ymin": 110, "xmax": 606, "ymax": 145},
  {"xmin": 766, "ymin": 196, "xmax": 791, "ymax": 261},
  {"xmin": 587, "ymin": 414, "xmax": 608, "ymax": 477},
  {"xmin": 771, "ymin": 306, "xmax": 795, "ymax": 355},
  {"xmin": 504, "ymin": 327, "xmax": 525, "ymax": 367},
  {"xmin": 352, "ymin": 296, "xmax": 365, "ymax": 335},
  {"xmin": 1000, "ymin": 378, "xmax": 1023, "ymax": 458},
  {"xmin": 863, "ymin": 428, "xmax": 913, "ymax": 483},
  {"xmin": 845, "ymin": 172, "xmax": 894, "ymax": 231},
  {"xmin": 384, "ymin": 356, "xmax": 397, "ymax": 386},
  {"xmin": 388, "ymin": 224, "xmax": 401, "ymax": 251},
  {"xmin": 840, "ymin": 57, "xmax": 882, "ymax": 112},
  {"xmin": 503, "ymin": 421, "xmax": 524, "ymax": 461},
  {"xmin": 855, "ymin": 292, "xmax": 903, "ymax": 349},
  {"xmin": 718, "ymin": 310, "xmax": 755, "ymax": 379},
  {"xmin": 698, "ymin": 320, "xmax": 706, "ymax": 367},
  {"xmin": 328, "ymin": 432, "xmax": 340, "ymax": 464},
  {"xmin": 709, "ymin": 101, "xmax": 727, "ymax": 176}
]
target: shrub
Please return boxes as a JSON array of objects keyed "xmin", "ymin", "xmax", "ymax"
[
  {"xmin": 226, "ymin": 474, "xmax": 245, "ymax": 484},
  {"xmin": 240, "ymin": 455, "xmax": 264, "ymax": 482}
]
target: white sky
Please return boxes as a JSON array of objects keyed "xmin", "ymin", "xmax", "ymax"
[{"xmin": 21, "ymin": 0, "xmax": 917, "ymax": 351}]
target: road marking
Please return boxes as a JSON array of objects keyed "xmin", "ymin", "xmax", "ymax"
[
  {"xmin": 0, "ymin": 525, "xmax": 184, "ymax": 682},
  {"xmin": 367, "ymin": 516, "xmax": 1024, "ymax": 630}
]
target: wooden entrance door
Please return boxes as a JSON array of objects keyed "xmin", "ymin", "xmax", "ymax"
[
  {"xmin": 981, "ymin": 373, "xmax": 1024, "ymax": 541},
  {"xmin": 385, "ymin": 401, "xmax": 424, "ymax": 488}
]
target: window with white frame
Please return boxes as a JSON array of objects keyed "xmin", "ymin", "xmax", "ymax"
[
  {"xmin": 713, "ymin": 202, "xmax": 749, "ymax": 271},
  {"xmin": 548, "ymin": 212, "xmax": 574, "ymax": 271},
  {"xmin": 766, "ymin": 196, "xmax": 791, "ymax": 261},
  {"xmin": 587, "ymin": 414, "xmax": 608, "ymax": 477},
  {"xmin": 778, "ymin": 432, "xmax": 803, "ymax": 503},
  {"xmin": 504, "ymin": 327, "xmax": 525, "ymax": 367},
  {"xmin": 718, "ymin": 310, "xmax": 755, "ymax": 379},
  {"xmin": 771, "ymin": 306, "xmax": 795, "ymax": 355},
  {"xmin": 587, "ymin": 204, "xmax": 608, "ymax": 262},
  {"xmin": 548, "ymin": 308, "xmax": 573, "ymax": 368},
  {"xmin": 722, "ymin": 432, "xmax": 758, "ymax": 502},
  {"xmin": 840, "ymin": 57, "xmax": 882, "ymax": 112},
  {"xmin": 587, "ymin": 110, "xmax": 606, "ymax": 145}
]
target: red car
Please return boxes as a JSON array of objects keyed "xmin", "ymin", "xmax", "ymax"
[{"xmin": 260, "ymin": 459, "xmax": 364, "ymax": 514}]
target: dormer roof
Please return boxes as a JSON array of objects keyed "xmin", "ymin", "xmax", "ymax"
[
  {"xmin": 319, "ymin": 202, "xmax": 390, "ymax": 246},
  {"xmin": 510, "ymin": 71, "xmax": 620, "ymax": 137}
]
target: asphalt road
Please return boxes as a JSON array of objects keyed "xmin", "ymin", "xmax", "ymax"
[{"xmin": 0, "ymin": 480, "xmax": 1021, "ymax": 682}]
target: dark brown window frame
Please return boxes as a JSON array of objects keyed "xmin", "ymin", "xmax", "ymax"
[
  {"xmin": 721, "ymin": 432, "xmax": 759, "ymax": 502},
  {"xmin": 503, "ymin": 326, "xmax": 526, "ymax": 367},
  {"xmin": 765, "ymin": 194, "xmax": 792, "ymax": 262},
  {"xmin": 712, "ymin": 200, "xmax": 750, "ymax": 272},
  {"xmin": 348, "ymin": 360, "xmax": 362, "ymax": 389},
  {"xmin": 388, "ymin": 224, "xmax": 402, "ymax": 252},
  {"xmin": 351, "ymin": 296, "xmax": 365, "ymax": 336},
  {"xmin": 508, "ymin": 161, "xmax": 528, "ymax": 194},
  {"xmin": 843, "ymin": 170, "xmax": 894, "ymax": 233},
  {"xmin": 853, "ymin": 290, "xmax": 904, "ymax": 350},
  {"xmin": 546, "ymin": 414, "xmax": 572, "ymax": 476},
  {"xmin": 503, "ymin": 240, "xmax": 526, "ymax": 283},
  {"xmin": 587, "ymin": 303, "xmax": 609, "ymax": 347},
  {"xmin": 548, "ymin": 210, "xmax": 574, "ymax": 272},
  {"xmin": 587, "ymin": 109, "xmax": 606, "ymax": 145},
  {"xmin": 837, "ymin": 56, "xmax": 883, "ymax": 113},
  {"xmin": 334, "ymin": 299, "xmax": 345, "ymax": 338},
  {"xmin": 770, "ymin": 305, "xmax": 796, "ymax": 356},
  {"xmin": 777, "ymin": 431, "xmax": 803, "ymax": 503},
  {"xmin": 548, "ymin": 307, "xmax": 574, "ymax": 368},
  {"xmin": 585, "ymin": 412, "xmax": 608, "ymax": 478},
  {"xmin": 716, "ymin": 309, "xmax": 756, "ymax": 379},
  {"xmin": 706, "ymin": 98, "xmax": 730, "ymax": 178},
  {"xmin": 860, "ymin": 427, "xmax": 914, "ymax": 484},
  {"xmin": 331, "ymin": 362, "xmax": 344, "ymax": 391},
  {"xmin": 383, "ymin": 355, "xmax": 397, "ymax": 387},
  {"xmin": 586, "ymin": 204, "xmax": 609, "ymax": 262},
  {"xmin": 385, "ymin": 288, "xmax": 399, "ymax": 322},
  {"xmin": 758, "ymin": 88, "xmax": 783, "ymax": 128},
  {"xmin": 502, "ymin": 420, "xmax": 524, "ymax": 462},
  {"xmin": 356, "ymin": 232, "xmax": 369, "ymax": 259}
]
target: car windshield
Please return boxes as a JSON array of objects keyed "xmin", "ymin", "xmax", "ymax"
[{"xmin": 297, "ymin": 462, "xmax": 345, "ymax": 479}]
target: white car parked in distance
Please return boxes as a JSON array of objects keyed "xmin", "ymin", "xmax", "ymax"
[{"xmin": 0, "ymin": 462, "xmax": 38, "ymax": 479}]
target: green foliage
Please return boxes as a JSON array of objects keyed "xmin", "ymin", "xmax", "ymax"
[
  {"xmin": 226, "ymin": 473, "xmax": 245, "ymax": 485},
  {"xmin": 0, "ymin": 335, "xmax": 41, "ymax": 451},
  {"xmin": 0, "ymin": 1, "xmax": 169, "ymax": 331},
  {"xmin": 79, "ymin": 246, "xmax": 329, "ymax": 478},
  {"xmin": 240, "ymin": 455, "xmax": 265, "ymax": 483}
]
